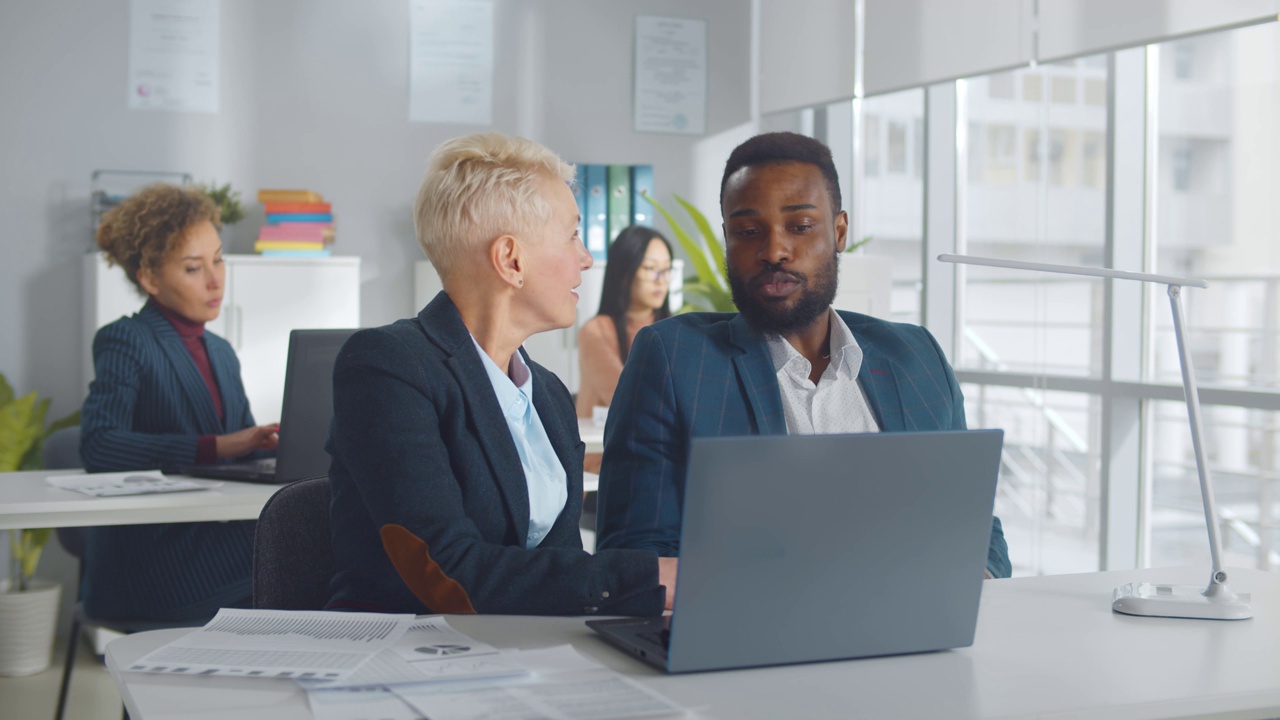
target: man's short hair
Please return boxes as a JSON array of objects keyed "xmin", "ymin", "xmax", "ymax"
[
  {"xmin": 720, "ymin": 132, "xmax": 843, "ymax": 214},
  {"xmin": 414, "ymin": 133, "xmax": 574, "ymax": 281}
]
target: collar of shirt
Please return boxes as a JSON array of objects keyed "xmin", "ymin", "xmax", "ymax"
[
  {"xmin": 764, "ymin": 308, "xmax": 864, "ymax": 386},
  {"xmin": 469, "ymin": 336, "xmax": 534, "ymax": 423}
]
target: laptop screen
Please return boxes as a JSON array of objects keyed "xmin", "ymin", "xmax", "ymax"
[
  {"xmin": 274, "ymin": 329, "xmax": 356, "ymax": 483},
  {"xmin": 665, "ymin": 429, "xmax": 1004, "ymax": 672}
]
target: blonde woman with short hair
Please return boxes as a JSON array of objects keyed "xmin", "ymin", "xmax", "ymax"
[{"xmin": 326, "ymin": 133, "xmax": 676, "ymax": 615}]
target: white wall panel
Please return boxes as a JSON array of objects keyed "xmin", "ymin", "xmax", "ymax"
[
  {"xmin": 865, "ymin": 0, "xmax": 1032, "ymax": 97},
  {"xmin": 759, "ymin": 0, "xmax": 857, "ymax": 114},
  {"xmin": 1038, "ymin": 0, "xmax": 1280, "ymax": 62}
]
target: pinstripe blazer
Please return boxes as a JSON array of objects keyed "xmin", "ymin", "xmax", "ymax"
[
  {"xmin": 595, "ymin": 310, "xmax": 1012, "ymax": 579},
  {"xmin": 78, "ymin": 301, "xmax": 258, "ymax": 621},
  {"xmin": 325, "ymin": 291, "xmax": 664, "ymax": 616}
]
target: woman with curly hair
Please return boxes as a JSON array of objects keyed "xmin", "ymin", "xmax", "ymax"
[{"xmin": 79, "ymin": 183, "xmax": 278, "ymax": 622}]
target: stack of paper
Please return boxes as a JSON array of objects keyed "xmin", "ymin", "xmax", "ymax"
[
  {"xmin": 46, "ymin": 471, "xmax": 214, "ymax": 497},
  {"xmin": 125, "ymin": 609, "xmax": 686, "ymax": 720}
]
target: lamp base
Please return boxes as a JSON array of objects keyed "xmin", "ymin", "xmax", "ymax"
[{"xmin": 1113, "ymin": 582, "xmax": 1253, "ymax": 620}]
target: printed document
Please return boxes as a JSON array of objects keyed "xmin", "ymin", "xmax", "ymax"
[
  {"xmin": 127, "ymin": 609, "xmax": 415, "ymax": 679},
  {"xmin": 393, "ymin": 645, "xmax": 685, "ymax": 720},
  {"xmin": 299, "ymin": 617, "xmax": 527, "ymax": 689},
  {"xmin": 46, "ymin": 471, "xmax": 214, "ymax": 497}
]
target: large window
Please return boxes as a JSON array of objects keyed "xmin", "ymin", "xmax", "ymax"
[
  {"xmin": 814, "ymin": 20, "xmax": 1280, "ymax": 577},
  {"xmin": 1146, "ymin": 23, "xmax": 1280, "ymax": 571},
  {"xmin": 860, "ymin": 89, "xmax": 925, "ymax": 324},
  {"xmin": 957, "ymin": 57, "xmax": 1111, "ymax": 576}
]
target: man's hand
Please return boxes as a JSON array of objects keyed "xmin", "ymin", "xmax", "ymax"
[
  {"xmin": 658, "ymin": 557, "xmax": 679, "ymax": 611},
  {"xmin": 216, "ymin": 423, "xmax": 280, "ymax": 459}
]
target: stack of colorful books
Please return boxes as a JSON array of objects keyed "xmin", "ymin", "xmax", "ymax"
[{"xmin": 255, "ymin": 189, "xmax": 335, "ymax": 257}]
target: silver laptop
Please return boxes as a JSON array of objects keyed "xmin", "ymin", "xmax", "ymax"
[
  {"xmin": 588, "ymin": 429, "xmax": 1004, "ymax": 673},
  {"xmin": 181, "ymin": 329, "xmax": 355, "ymax": 484}
]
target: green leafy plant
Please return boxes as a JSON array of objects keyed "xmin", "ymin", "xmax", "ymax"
[
  {"xmin": 1, "ymin": 373, "xmax": 80, "ymax": 591},
  {"xmin": 844, "ymin": 235, "xmax": 874, "ymax": 253},
  {"xmin": 643, "ymin": 191, "xmax": 737, "ymax": 313},
  {"xmin": 199, "ymin": 181, "xmax": 246, "ymax": 226}
]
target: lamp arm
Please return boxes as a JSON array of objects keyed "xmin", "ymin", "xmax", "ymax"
[
  {"xmin": 1167, "ymin": 285, "xmax": 1230, "ymax": 592},
  {"xmin": 937, "ymin": 253, "xmax": 1252, "ymax": 617}
]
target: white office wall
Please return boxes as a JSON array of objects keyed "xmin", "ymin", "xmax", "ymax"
[
  {"xmin": 864, "ymin": 0, "xmax": 1033, "ymax": 96},
  {"xmin": 0, "ymin": 0, "xmax": 751, "ymax": 418},
  {"xmin": 1038, "ymin": 0, "xmax": 1280, "ymax": 62},
  {"xmin": 758, "ymin": 0, "xmax": 857, "ymax": 114}
]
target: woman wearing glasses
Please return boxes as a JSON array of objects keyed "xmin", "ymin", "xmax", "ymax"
[{"xmin": 576, "ymin": 226, "xmax": 674, "ymax": 471}]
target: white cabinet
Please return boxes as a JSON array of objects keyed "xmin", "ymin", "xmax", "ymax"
[
  {"xmin": 83, "ymin": 253, "xmax": 361, "ymax": 423},
  {"xmin": 413, "ymin": 259, "xmax": 682, "ymax": 394}
]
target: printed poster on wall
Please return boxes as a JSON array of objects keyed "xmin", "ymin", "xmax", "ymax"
[
  {"xmin": 409, "ymin": 0, "xmax": 495, "ymax": 125},
  {"xmin": 633, "ymin": 16, "xmax": 707, "ymax": 135},
  {"xmin": 127, "ymin": 0, "xmax": 220, "ymax": 113}
]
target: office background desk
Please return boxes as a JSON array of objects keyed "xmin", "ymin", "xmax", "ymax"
[
  {"xmin": 2, "ymin": 421, "xmax": 605, "ymax": 531},
  {"xmin": 0, "ymin": 469, "xmax": 279, "ymax": 531},
  {"xmin": 106, "ymin": 566, "xmax": 1280, "ymax": 720}
]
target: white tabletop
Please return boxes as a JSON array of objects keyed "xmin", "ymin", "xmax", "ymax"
[
  {"xmin": 0, "ymin": 469, "xmax": 279, "ymax": 531},
  {"xmin": 105, "ymin": 566, "xmax": 1280, "ymax": 720},
  {"xmin": 578, "ymin": 418, "xmax": 604, "ymax": 454}
]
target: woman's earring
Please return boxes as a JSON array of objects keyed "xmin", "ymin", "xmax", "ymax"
[{"xmin": 518, "ymin": 278, "xmax": 524, "ymax": 287}]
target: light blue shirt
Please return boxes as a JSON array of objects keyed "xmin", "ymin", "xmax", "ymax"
[{"xmin": 469, "ymin": 336, "xmax": 568, "ymax": 548}]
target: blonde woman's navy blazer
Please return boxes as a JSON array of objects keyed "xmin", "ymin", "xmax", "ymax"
[
  {"xmin": 326, "ymin": 292, "xmax": 664, "ymax": 616},
  {"xmin": 79, "ymin": 301, "xmax": 258, "ymax": 621}
]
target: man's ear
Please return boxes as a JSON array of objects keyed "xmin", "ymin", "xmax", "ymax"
[
  {"xmin": 833, "ymin": 211, "xmax": 849, "ymax": 253},
  {"xmin": 136, "ymin": 266, "xmax": 160, "ymax": 296},
  {"xmin": 488, "ymin": 234, "xmax": 524, "ymax": 288}
]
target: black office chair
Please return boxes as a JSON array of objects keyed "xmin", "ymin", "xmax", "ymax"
[
  {"xmin": 46, "ymin": 426, "xmax": 195, "ymax": 720},
  {"xmin": 252, "ymin": 476, "xmax": 334, "ymax": 610}
]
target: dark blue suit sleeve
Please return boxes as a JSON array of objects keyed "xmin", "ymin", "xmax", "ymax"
[
  {"xmin": 596, "ymin": 326, "xmax": 685, "ymax": 556},
  {"xmin": 921, "ymin": 327, "xmax": 1011, "ymax": 578},
  {"xmin": 80, "ymin": 321, "xmax": 199, "ymax": 472}
]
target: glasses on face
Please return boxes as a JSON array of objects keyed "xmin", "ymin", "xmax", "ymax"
[{"xmin": 639, "ymin": 265, "xmax": 673, "ymax": 282}]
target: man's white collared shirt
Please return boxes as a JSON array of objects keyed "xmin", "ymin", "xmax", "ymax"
[{"xmin": 765, "ymin": 309, "xmax": 881, "ymax": 435}]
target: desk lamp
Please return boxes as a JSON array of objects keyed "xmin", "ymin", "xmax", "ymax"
[{"xmin": 939, "ymin": 254, "xmax": 1253, "ymax": 620}]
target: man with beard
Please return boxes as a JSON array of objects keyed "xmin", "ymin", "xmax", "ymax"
[{"xmin": 595, "ymin": 131, "xmax": 1010, "ymax": 579}]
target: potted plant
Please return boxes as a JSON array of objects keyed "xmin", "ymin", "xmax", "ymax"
[
  {"xmin": 644, "ymin": 192, "xmax": 735, "ymax": 313},
  {"xmin": 0, "ymin": 372, "xmax": 79, "ymax": 676},
  {"xmin": 198, "ymin": 180, "xmax": 246, "ymax": 228}
]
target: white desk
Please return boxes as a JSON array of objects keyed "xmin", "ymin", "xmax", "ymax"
[
  {"xmin": 578, "ymin": 418, "xmax": 605, "ymax": 454},
  {"xmin": 105, "ymin": 566, "xmax": 1280, "ymax": 720},
  {"xmin": 0, "ymin": 470, "xmax": 279, "ymax": 531}
]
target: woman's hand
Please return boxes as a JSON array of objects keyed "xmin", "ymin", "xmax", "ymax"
[
  {"xmin": 658, "ymin": 557, "xmax": 679, "ymax": 611},
  {"xmin": 216, "ymin": 423, "xmax": 281, "ymax": 459}
]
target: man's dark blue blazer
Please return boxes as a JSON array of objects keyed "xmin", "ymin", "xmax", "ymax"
[
  {"xmin": 325, "ymin": 292, "xmax": 665, "ymax": 616},
  {"xmin": 596, "ymin": 310, "xmax": 1012, "ymax": 579},
  {"xmin": 79, "ymin": 301, "xmax": 258, "ymax": 621}
]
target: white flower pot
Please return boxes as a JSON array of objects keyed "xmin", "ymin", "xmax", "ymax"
[
  {"xmin": 0, "ymin": 579, "xmax": 62, "ymax": 676},
  {"xmin": 835, "ymin": 253, "xmax": 893, "ymax": 319}
]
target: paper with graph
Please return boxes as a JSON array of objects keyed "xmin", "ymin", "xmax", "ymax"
[
  {"xmin": 126, "ymin": 609, "xmax": 416, "ymax": 679},
  {"xmin": 298, "ymin": 617, "xmax": 528, "ymax": 689}
]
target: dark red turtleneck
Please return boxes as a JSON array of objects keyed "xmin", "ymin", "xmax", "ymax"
[{"xmin": 150, "ymin": 299, "xmax": 223, "ymax": 464}]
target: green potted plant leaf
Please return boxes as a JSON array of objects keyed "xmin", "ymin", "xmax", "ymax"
[
  {"xmin": 198, "ymin": 180, "xmax": 246, "ymax": 227},
  {"xmin": 0, "ymin": 372, "xmax": 79, "ymax": 676},
  {"xmin": 643, "ymin": 191, "xmax": 736, "ymax": 313}
]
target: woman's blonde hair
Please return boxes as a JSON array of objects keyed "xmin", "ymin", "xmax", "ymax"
[
  {"xmin": 95, "ymin": 183, "xmax": 221, "ymax": 293},
  {"xmin": 414, "ymin": 133, "xmax": 574, "ymax": 281}
]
